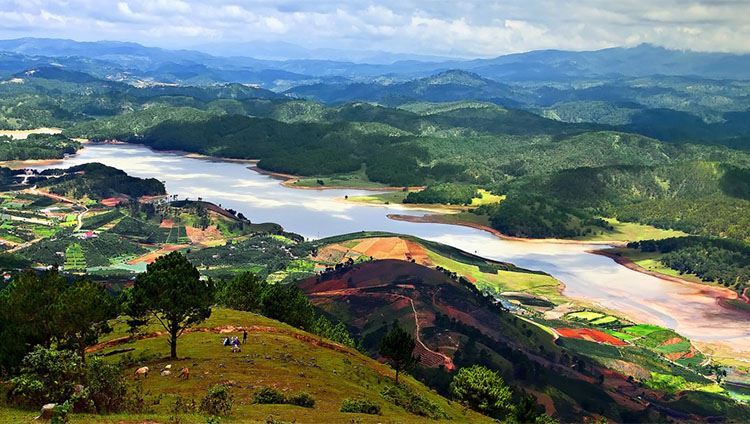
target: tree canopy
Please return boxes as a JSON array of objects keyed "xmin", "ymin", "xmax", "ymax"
[{"xmin": 126, "ymin": 251, "xmax": 214, "ymax": 359}]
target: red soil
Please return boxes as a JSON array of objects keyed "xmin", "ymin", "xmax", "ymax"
[
  {"xmin": 100, "ymin": 196, "xmax": 127, "ymax": 207},
  {"xmin": 128, "ymin": 244, "xmax": 186, "ymax": 265},
  {"xmin": 661, "ymin": 337, "xmax": 684, "ymax": 346},
  {"xmin": 556, "ymin": 328, "xmax": 629, "ymax": 346}
]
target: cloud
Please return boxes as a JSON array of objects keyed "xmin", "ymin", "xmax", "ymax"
[{"xmin": 0, "ymin": 0, "xmax": 747, "ymax": 57}]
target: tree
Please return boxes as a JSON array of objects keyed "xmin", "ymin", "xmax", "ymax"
[
  {"xmin": 259, "ymin": 283, "xmax": 315, "ymax": 329},
  {"xmin": 53, "ymin": 280, "xmax": 117, "ymax": 365},
  {"xmin": 216, "ymin": 272, "xmax": 264, "ymax": 312},
  {"xmin": 450, "ymin": 365, "xmax": 514, "ymax": 419},
  {"xmin": 127, "ymin": 252, "xmax": 214, "ymax": 359},
  {"xmin": 0, "ymin": 270, "xmax": 66, "ymax": 371},
  {"xmin": 379, "ymin": 323, "xmax": 418, "ymax": 384}
]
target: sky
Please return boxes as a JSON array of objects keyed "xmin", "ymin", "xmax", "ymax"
[{"xmin": 0, "ymin": 0, "xmax": 748, "ymax": 58}]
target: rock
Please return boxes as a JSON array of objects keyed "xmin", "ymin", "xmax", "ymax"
[
  {"xmin": 161, "ymin": 370, "xmax": 171, "ymax": 377},
  {"xmin": 36, "ymin": 403, "xmax": 56, "ymax": 420}
]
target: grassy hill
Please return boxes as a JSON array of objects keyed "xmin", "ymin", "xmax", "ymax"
[{"xmin": 0, "ymin": 308, "xmax": 488, "ymax": 423}]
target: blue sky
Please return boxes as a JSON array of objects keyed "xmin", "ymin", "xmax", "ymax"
[{"xmin": 0, "ymin": 0, "xmax": 748, "ymax": 58}]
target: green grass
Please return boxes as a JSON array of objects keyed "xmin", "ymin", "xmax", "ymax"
[
  {"xmin": 566, "ymin": 311, "xmax": 604, "ymax": 321},
  {"xmin": 654, "ymin": 340, "xmax": 691, "ymax": 354},
  {"xmin": 603, "ymin": 330, "xmax": 639, "ymax": 341},
  {"xmin": 346, "ymin": 191, "xmax": 409, "ymax": 205},
  {"xmin": 470, "ymin": 189, "xmax": 504, "ymax": 206},
  {"xmin": 292, "ymin": 168, "xmax": 391, "ymax": 189},
  {"xmin": 575, "ymin": 218, "xmax": 687, "ymax": 242},
  {"xmin": 609, "ymin": 247, "xmax": 708, "ymax": 284},
  {"xmin": 621, "ymin": 324, "xmax": 664, "ymax": 337},
  {"xmin": 590, "ymin": 316, "xmax": 618, "ymax": 325},
  {"xmin": 6, "ymin": 308, "xmax": 487, "ymax": 424},
  {"xmin": 425, "ymin": 250, "xmax": 565, "ymax": 304}
]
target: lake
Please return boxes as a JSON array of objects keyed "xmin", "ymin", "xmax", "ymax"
[{"xmin": 29, "ymin": 143, "xmax": 750, "ymax": 357}]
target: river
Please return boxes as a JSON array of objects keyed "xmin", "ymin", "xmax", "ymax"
[{"xmin": 28, "ymin": 143, "xmax": 750, "ymax": 357}]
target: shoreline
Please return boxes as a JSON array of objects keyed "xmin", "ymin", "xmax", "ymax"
[
  {"xmin": 387, "ymin": 213, "xmax": 627, "ymax": 247},
  {"xmin": 249, "ymin": 165, "xmax": 425, "ymax": 192},
  {"xmin": 590, "ymin": 248, "xmax": 746, "ymax": 308}
]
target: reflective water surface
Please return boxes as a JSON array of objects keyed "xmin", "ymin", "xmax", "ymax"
[{"xmin": 30, "ymin": 143, "xmax": 750, "ymax": 354}]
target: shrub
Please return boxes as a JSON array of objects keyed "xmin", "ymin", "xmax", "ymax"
[
  {"xmin": 288, "ymin": 392, "xmax": 315, "ymax": 408},
  {"xmin": 86, "ymin": 357, "xmax": 127, "ymax": 413},
  {"xmin": 252, "ymin": 387, "xmax": 286, "ymax": 404},
  {"xmin": 9, "ymin": 347, "xmax": 83, "ymax": 407},
  {"xmin": 450, "ymin": 365, "xmax": 514, "ymax": 419},
  {"xmin": 380, "ymin": 384, "xmax": 446, "ymax": 419},
  {"xmin": 200, "ymin": 384, "xmax": 233, "ymax": 416},
  {"xmin": 340, "ymin": 398, "xmax": 381, "ymax": 415}
]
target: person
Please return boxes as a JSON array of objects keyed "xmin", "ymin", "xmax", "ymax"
[
  {"xmin": 242, "ymin": 330, "xmax": 247, "ymax": 344},
  {"xmin": 231, "ymin": 336, "xmax": 241, "ymax": 353},
  {"xmin": 222, "ymin": 337, "xmax": 230, "ymax": 346}
]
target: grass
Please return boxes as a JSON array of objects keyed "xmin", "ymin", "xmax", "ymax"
[
  {"xmin": 566, "ymin": 311, "xmax": 604, "ymax": 321},
  {"xmin": 575, "ymin": 218, "xmax": 687, "ymax": 242},
  {"xmin": 292, "ymin": 168, "xmax": 391, "ymax": 189},
  {"xmin": 621, "ymin": 324, "xmax": 665, "ymax": 337},
  {"xmin": 425, "ymin": 248, "xmax": 564, "ymax": 304},
  {"xmin": 609, "ymin": 247, "xmax": 707, "ymax": 284},
  {"xmin": 346, "ymin": 191, "xmax": 409, "ymax": 205},
  {"xmin": 590, "ymin": 316, "xmax": 618, "ymax": 325},
  {"xmin": 470, "ymin": 189, "xmax": 505, "ymax": 206},
  {"xmin": 0, "ymin": 308, "xmax": 488, "ymax": 423}
]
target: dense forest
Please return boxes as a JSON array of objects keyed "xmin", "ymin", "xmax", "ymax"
[
  {"xmin": 629, "ymin": 237, "xmax": 750, "ymax": 291},
  {"xmin": 35, "ymin": 163, "xmax": 166, "ymax": 199},
  {"xmin": 0, "ymin": 67, "xmax": 747, "ymax": 241},
  {"xmin": 0, "ymin": 133, "xmax": 80, "ymax": 161}
]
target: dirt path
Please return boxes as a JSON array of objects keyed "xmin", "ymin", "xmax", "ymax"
[{"xmin": 308, "ymin": 285, "xmax": 455, "ymax": 370}]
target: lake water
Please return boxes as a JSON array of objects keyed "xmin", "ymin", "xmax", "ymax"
[{"xmin": 29, "ymin": 143, "xmax": 750, "ymax": 355}]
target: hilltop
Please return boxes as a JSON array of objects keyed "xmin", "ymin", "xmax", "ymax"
[{"xmin": 0, "ymin": 308, "xmax": 488, "ymax": 423}]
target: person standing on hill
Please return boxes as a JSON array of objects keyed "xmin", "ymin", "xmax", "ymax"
[{"xmin": 243, "ymin": 330, "xmax": 248, "ymax": 344}]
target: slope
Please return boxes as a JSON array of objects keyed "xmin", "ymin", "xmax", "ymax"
[{"xmin": 0, "ymin": 308, "xmax": 488, "ymax": 423}]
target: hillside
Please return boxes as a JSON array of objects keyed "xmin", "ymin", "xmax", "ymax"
[
  {"xmin": 297, "ymin": 234, "xmax": 748, "ymax": 422},
  {"xmin": 0, "ymin": 308, "xmax": 488, "ymax": 423}
]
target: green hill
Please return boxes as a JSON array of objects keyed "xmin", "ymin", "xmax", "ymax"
[{"xmin": 0, "ymin": 308, "xmax": 489, "ymax": 423}]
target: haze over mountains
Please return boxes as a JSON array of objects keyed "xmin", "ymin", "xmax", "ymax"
[{"xmin": 1, "ymin": 38, "xmax": 749, "ymax": 87}]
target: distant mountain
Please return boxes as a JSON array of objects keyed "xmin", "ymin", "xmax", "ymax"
[
  {"xmin": 13, "ymin": 66, "xmax": 103, "ymax": 84},
  {"xmin": 286, "ymin": 69, "xmax": 525, "ymax": 106},
  {"xmin": 461, "ymin": 44, "xmax": 750, "ymax": 81},
  {"xmin": 0, "ymin": 38, "xmax": 748, "ymax": 88}
]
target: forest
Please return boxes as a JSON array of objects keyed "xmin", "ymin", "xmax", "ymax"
[
  {"xmin": 0, "ymin": 133, "xmax": 80, "ymax": 161},
  {"xmin": 628, "ymin": 237, "xmax": 750, "ymax": 291}
]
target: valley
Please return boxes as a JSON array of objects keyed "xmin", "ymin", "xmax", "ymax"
[
  {"xmin": 9, "ymin": 142, "xmax": 749, "ymax": 362},
  {"xmin": 0, "ymin": 30, "xmax": 749, "ymax": 422}
]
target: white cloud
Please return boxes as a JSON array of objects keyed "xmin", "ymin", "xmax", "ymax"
[{"xmin": 0, "ymin": 0, "xmax": 747, "ymax": 56}]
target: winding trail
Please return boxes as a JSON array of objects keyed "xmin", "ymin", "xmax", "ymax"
[{"xmin": 307, "ymin": 284, "xmax": 455, "ymax": 370}]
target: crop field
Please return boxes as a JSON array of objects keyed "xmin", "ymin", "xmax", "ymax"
[
  {"xmin": 556, "ymin": 328, "xmax": 629, "ymax": 346},
  {"xmin": 63, "ymin": 243, "xmax": 86, "ymax": 271}
]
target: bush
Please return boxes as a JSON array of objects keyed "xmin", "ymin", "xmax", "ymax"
[
  {"xmin": 340, "ymin": 398, "xmax": 381, "ymax": 415},
  {"xmin": 450, "ymin": 365, "xmax": 514, "ymax": 420},
  {"xmin": 200, "ymin": 384, "xmax": 233, "ymax": 416},
  {"xmin": 252, "ymin": 387, "xmax": 287, "ymax": 404},
  {"xmin": 9, "ymin": 347, "xmax": 83, "ymax": 407},
  {"xmin": 380, "ymin": 384, "xmax": 446, "ymax": 419},
  {"xmin": 86, "ymin": 356, "xmax": 127, "ymax": 413},
  {"xmin": 287, "ymin": 392, "xmax": 315, "ymax": 408}
]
